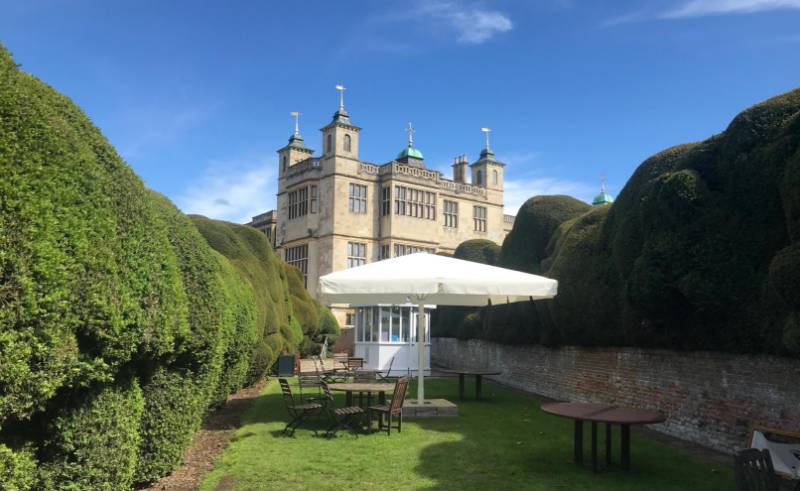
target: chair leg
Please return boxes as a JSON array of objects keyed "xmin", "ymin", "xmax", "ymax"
[
  {"xmin": 388, "ymin": 413, "xmax": 392, "ymax": 436},
  {"xmin": 398, "ymin": 412, "xmax": 403, "ymax": 433}
]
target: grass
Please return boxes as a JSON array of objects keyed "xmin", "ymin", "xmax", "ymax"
[{"xmin": 201, "ymin": 378, "xmax": 733, "ymax": 490}]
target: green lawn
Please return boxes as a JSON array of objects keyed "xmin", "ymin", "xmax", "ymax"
[{"xmin": 201, "ymin": 378, "xmax": 733, "ymax": 490}]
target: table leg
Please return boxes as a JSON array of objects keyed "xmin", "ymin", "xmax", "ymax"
[
  {"xmin": 591, "ymin": 422, "xmax": 598, "ymax": 472},
  {"xmin": 574, "ymin": 420, "xmax": 584, "ymax": 464},
  {"xmin": 379, "ymin": 391, "xmax": 386, "ymax": 405},
  {"xmin": 605, "ymin": 423, "xmax": 612, "ymax": 467},
  {"xmin": 476, "ymin": 375, "xmax": 483, "ymax": 400},
  {"xmin": 621, "ymin": 424, "xmax": 631, "ymax": 470},
  {"xmin": 367, "ymin": 392, "xmax": 372, "ymax": 407},
  {"xmin": 346, "ymin": 391, "xmax": 353, "ymax": 407},
  {"xmin": 458, "ymin": 374, "xmax": 465, "ymax": 400}
]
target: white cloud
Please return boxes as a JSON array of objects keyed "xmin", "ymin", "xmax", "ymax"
[
  {"xmin": 607, "ymin": 0, "xmax": 800, "ymax": 24},
  {"xmin": 177, "ymin": 158, "xmax": 276, "ymax": 224},
  {"xmin": 663, "ymin": 0, "xmax": 800, "ymax": 18},
  {"xmin": 503, "ymin": 177, "xmax": 597, "ymax": 215},
  {"xmin": 416, "ymin": 1, "xmax": 513, "ymax": 44}
]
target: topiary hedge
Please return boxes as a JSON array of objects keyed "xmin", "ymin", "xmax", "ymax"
[
  {"xmin": 190, "ymin": 216, "xmax": 302, "ymax": 382},
  {"xmin": 0, "ymin": 44, "xmax": 305, "ymax": 489},
  {"xmin": 435, "ymin": 88, "xmax": 800, "ymax": 356}
]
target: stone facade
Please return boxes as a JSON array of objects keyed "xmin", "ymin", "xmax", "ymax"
[
  {"xmin": 246, "ymin": 210, "xmax": 277, "ymax": 248},
  {"xmin": 249, "ymin": 99, "xmax": 515, "ymax": 331},
  {"xmin": 432, "ymin": 337, "xmax": 800, "ymax": 455}
]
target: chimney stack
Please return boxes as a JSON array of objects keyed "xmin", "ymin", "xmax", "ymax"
[{"xmin": 452, "ymin": 154, "xmax": 469, "ymax": 183}]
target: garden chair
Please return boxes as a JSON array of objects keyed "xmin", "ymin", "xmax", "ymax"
[
  {"xmin": 297, "ymin": 373, "xmax": 326, "ymax": 404},
  {"xmin": 320, "ymin": 381, "xmax": 365, "ymax": 438},
  {"xmin": 352, "ymin": 369, "xmax": 376, "ymax": 406},
  {"xmin": 376, "ymin": 355, "xmax": 395, "ymax": 382},
  {"xmin": 346, "ymin": 357, "xmax": 365, "ymax": 371},
  {"xmin": 333, "ymin": 352, "xmax": 349, "ymax": 370},
  {"xmin": 734, "ymin": 448, "xmax": 780, "ymax": 491},
  {"xmin": 279, "ymin": 378, "xmax": 322, "ymax": 436},
  {"xmin": 367, "ymin": 378, "xmax": 409, "ymax": 436},
  {"xmin": 314, "ymin": 355, "xmax": 345, "ymax": 383}
]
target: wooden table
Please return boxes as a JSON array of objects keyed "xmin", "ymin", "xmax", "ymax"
[
  {"xmin": 541, "ymin": 402, "xmax": 665, "ymax": 472},
  {"xmin": 328, "ymin": 382, "xmax": 395, "ymax": 407},
  {"xmin": 437, "ymin": 368, "xmax": 501, "ymax": 400}
]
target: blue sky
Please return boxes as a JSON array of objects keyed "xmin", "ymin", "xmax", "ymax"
[{"xmin": 2, "ymin": 0, "xmax": 798, "ymax": 222}]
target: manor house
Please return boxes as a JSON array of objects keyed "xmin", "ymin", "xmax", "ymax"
[{"xmin": 248, "ymin": 89, "xmax": 514, "ymax": 328}]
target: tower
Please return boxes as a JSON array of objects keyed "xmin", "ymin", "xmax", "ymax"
[
  {"xmin": 277, "ymin": 111, "xmax": 314, "ymax": 183},
  {"xmin": 320, "ymin": 84, "xmax": 360, "ymax": 160},
  {"xmin": 470, "ymin": 128, "xmax": 505, "ymax": 189}
]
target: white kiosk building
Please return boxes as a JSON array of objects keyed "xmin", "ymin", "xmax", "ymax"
[{"xmin": 352, "ymin": 305, "xmax": 432, "ymax": 376}]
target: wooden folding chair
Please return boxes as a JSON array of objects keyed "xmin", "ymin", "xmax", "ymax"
[
  {"xmin": 279, "ymin": 378, "xmax": 322, "ymax": 436},
  {"xmin": 320, "ymin": 381, "xmax": 365, "ymax": 438},
  {"xmin": 368, "ymin": 378, "xmax": 409, "ymax": 436},
  {"xmin": 734, "ymin": 448, "xmax": 780, "ymax": 491}
]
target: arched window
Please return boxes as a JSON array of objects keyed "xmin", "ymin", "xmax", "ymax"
[
  {"xmin": 326, "ymin": 134, "xmax": 332, "ymax": 154},
  {"xmin": 476, "ymin": 170, "xmax": 483, "ymax": 186},
  {"xmin": 492, "ymin": 170, "xmax": 498, "ymax": 185},
  {"xmin": 343, "ymin": 134, "xmax": 352, "ymax": 152},
  {"xmin": 282, "ymin": 156, "xmax": 287, "ymax": 172}
]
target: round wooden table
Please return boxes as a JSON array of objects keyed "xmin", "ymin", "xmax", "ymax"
[
  {"xmin": 437, "ymin": 368, "xmax": 501, "ymax": 400},
  {"xmin": 541, "ymin": 402, "xmax": 666, "ymax": 472},
  {"xmin": 328, "ymin": 382, "xmax": 395, "ymax": 407}
]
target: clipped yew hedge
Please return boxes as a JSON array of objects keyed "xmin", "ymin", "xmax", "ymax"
[
  {"xmin": 0, "ymin": 44, "xmax": 306, "ymax": 489},
  {"xmin": 434, "ymin": 89, "xmax": 800, "ymax": 356}
]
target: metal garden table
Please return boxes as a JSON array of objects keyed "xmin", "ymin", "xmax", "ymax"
[
  {"xmin": 327, "ymin": 382, "xmax": 395, "ymax": 408},
  {"xmin": 437, "ymin": 368, "xmax": 501, "ymax": 400}
]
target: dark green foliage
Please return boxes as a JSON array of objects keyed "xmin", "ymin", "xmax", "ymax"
[
  {"xmin": 135, "ymin": 368, "xmax": 205, "ymax": 484},
  {"xmin": 0, "ymin": 444, "xmax": 36, "ymax": 491},
  {"xmin": 0, "ymin": 43, "xmax": 184, "ymax": 429},
  {"xmin": 435, "ymin": 89, "xmax": 800, "ymax": 356},
  {"xmin": 453, "ymin": 239, "xmax": 502, "ymax": 265},
  {"xmin": 135, "ymin": 194, "xmax": 247, "ymax": 484},
  {"xmin": 500, "ymin": 196, "xmax": 590, "ymax": 273},
  {"xmin": 39, "ymin": 379, "xmax": 144, "ymax": 490},
  {"xmin": 282, "ymin": 263, "xmax": 340, "ymax": 356},
  {"xmin": 0, "ymin": 44, "xmax": 301, "ymax": 489},
  {"xmin": 191, "ymin": 216, "xmax": 302, "ymax": 381}
]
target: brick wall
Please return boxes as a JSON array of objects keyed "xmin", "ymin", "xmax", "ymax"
[{"xmin": 432, "ymin": 337, "xmax": 800, "ymax": 454}]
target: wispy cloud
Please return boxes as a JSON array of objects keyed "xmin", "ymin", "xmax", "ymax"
[
  {"xmin": 606, "ymin": 0, "xmax": 800, "ymax": 24},
  {"xmin": 416, "ymin": 1, "xmax": 514, "ymax": 44},
  {"xmin": 503, "ymin": 177, "xmax": 597, "ymax": 215},
  {"xmin": 664, "ymin": 0, "xmax": 800, "ymax": 18},
  {"xmin": 177, "ymin": 158, "xmax": 276, "ymax": 224}
]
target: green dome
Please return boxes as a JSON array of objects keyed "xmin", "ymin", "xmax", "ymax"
[
  {"xmin": 397, "ymin": 145, "xmax": 424, "ymax": 160},
  {"xmin": 592, "ymin": 191, "xmax": 614, "ymax": 206}
]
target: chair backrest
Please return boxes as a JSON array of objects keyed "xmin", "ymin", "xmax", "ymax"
[
  {"xmin": 389, "ymin": 378, "xmax": 409, "ymax": 412},
  {"xmin": 734, "ymin": 448, "xmax": 780, "ymax": 491},
  {"xmin": 334, "ymin": 352, "xmax": 348, "ymax": 364},
  {"xmin": 320, "ymin": 381, "xmax": 335, "ymax": 404},
  {"xmin": 298, "ymin": 374, "xmax": 321, "ymax": 390},
  {"xmin": 279, "ymin": 378, "xmax": 295, "ymax": 406},
  {"xmin": 347, "ymin": 357, "xmax": 364, "ymax": 369}
]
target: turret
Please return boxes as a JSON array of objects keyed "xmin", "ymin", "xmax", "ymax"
[
  {"xmin": 278, "ymin": 111, "xmax": 314, "ymax": 181},
  {"xmin": 396, "ymin": 122, "xmax": 424, "ymax": 167},
  {"xmin": 320, "ymin": 84, "xmax": 361, "ymax": 160},
  {"xmin": 470, "ymin": 127, "xmax": 505, "ymax": 189}
]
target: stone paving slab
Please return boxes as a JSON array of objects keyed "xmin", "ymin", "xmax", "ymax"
[{"xmin": 403, "ymin": 399, "xmax": 459, "ymax": 418}]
